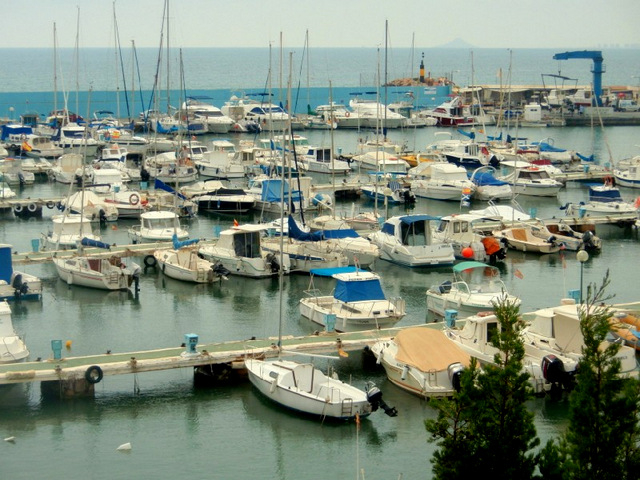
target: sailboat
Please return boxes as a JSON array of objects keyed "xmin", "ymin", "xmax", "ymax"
[{"xmin": 245, "ymin": 53, "xmax": 396, "ymax": 421}]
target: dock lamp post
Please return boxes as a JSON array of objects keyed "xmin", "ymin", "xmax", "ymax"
[{"xmin": 577, "ymin": 249, "xmax": 589, "ymax": 303}]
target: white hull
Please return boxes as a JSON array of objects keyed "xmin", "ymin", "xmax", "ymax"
[
  {"xmin": 245, "ymin": 358, "xmax": 372, "ymax": 420},
  {"xmin": 155, "ymin": 249, "xmax": 218, "ymax": 283},
  {"xmin": 53, "ymin": 257, "xmax": 136, "ymax": 291}
]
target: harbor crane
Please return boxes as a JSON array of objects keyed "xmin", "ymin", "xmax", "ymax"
[{"xmin": 552, "ymin": 50, "xmax": 604, "ymax": 106}]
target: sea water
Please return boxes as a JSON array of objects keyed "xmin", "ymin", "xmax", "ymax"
[{"xmin": 0, "ymin": 48, "xmax": 639, "ymax": 480}]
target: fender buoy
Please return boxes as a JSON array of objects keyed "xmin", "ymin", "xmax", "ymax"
[
  {"xmin": 85, "ymin": 365, "xmax": 103, "ymax": 384},
  {"xmin": 46, "ymin": 201, "xmax": 55, "ymax": 209},
  {"xmin": 143, "ymin": 255, "xmax": 157, "ymax": 268},
  {"xmin": 345, "ymin": 112, "xmax": 350, "ymax": 117},
  {"xmin": 13, "ymin": 204, "xmax": 23, "ymax": 214},
  {"xmin": 27, "ymin": 203, "xmax": 38, "ymax": 213},
  {"xmin": 129, "ymin": 193, "xmax": 140, "ymax": 206}
]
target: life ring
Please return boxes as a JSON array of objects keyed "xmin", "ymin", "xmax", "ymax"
[
  {"xmin": 85, "ymin": 365, "xmax": 103, "ymax": 384},
  {"xmin": 129, "ymin": 193, "xmax": 140, "ymax": 206},
  {"xmin": 27, "ymin": 203, "xmax": 38, "ymax": 213},
  {"xmin": 143, "ymin": 255, "xmax": 157, "ymax": 268},
  {"xmin": 13, "ymin": 204, "xmax": 23, "ymax": 214},
  {"xmin": 46, "ymin": 201, "xmax": 55, "ymax": 209},
  {"xmin": 345, "ymin": 112, "xmax": 350, "ymax": 117}
]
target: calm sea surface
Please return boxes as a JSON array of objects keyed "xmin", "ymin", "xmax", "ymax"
[{"xmin": 0, "ymin": 48, "xmax": 639, "ymax": 480}]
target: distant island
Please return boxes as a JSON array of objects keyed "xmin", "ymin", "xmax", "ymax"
[{"xmin": 432, "ymin": 38, "xmax": 476, "ymax": 49}]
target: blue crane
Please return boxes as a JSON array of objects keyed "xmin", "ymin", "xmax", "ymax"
[{"xmin": 552, "ymin": 50, "xmax": 604, "ymax": 106}]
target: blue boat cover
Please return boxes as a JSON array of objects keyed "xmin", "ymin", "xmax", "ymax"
[
  {"xmin": 0, "ymin": 125, "xmax": 32, "ymax": 141},
  {"xmin": 80, "ymin": 238, "xmax": 111, "ymax": 250},
  {"xmin": 588, "ymin": 186, "xmax": 622, "ymax": 203},
  {"xmin": 154, "ymin": 179, "xmax": 187, "ymax": 200},
  {"xmin": 0, "ymin": 244, "xmax": 13, "ymax": 283},
  {"xmin": 576, "ymin": 153, "xmax": 595, "ymax": 162},
  {"xmin": 309, "ymin": 266, "xmax": 359, "ymax": 277},
  {"xmin": 334, "ymin": 277, "xmax": 386, "ymax": 303},
  {"xmin": 260, "ymin": 179, "xmax": 301, "ymax": 203},
  {"xmin": 535, "ymin": 142, "xmax": 567, "ymax": 153},
  {"xmin": 472, "ymin": 171, "xmax": 509, "ymax": 186}
]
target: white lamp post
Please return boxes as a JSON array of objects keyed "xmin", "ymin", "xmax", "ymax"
[{"xmin": 576, "ymin": 249, "xmax": 589, "ymax": 303}]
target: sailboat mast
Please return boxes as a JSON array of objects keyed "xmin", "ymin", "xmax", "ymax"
[
  {"xmin": 74, "ymin": 7, "xmax": 80, "ymax": 116},
  {"xmin": 166, "ymin": 0, "xmax": 171, "ymax": 115},
  {"xmin": 113, "ymin": 1, "xmax": 120, "ymax": 120},
  {"xmin": 53, "ymin": 23, "xmax": 57, "ymax": 113}
]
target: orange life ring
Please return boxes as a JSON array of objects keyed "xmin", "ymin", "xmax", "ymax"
[{"xmin": 129, "ymin": 193, "xmax": 140, "ymax": 206}]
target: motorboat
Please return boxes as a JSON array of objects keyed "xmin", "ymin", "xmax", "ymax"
[
  {"xmin": 53, "ymin": 249, "xmax": 141, "ymax": 291},
  {"xmin": 442, "ymin": 309, "xmax": 578, "ymax": 396},
  {"xmin": 188, "ymin": 181, "xmax": 256, "ymax": 214},
  {"xmin": 194, "ymin": 140, "xmax": 245, "ymax": 180},
  {"xmin": 613, "ymin": 156, "xmax": 640, "ymax": 188},
  {"xmin": 443, "ymin": 142, "xmax": 501, "ymax": 169},
  {"xmin": 221, "ymin": 93, "xmax": 290, "ymax": 132},
  {"xmin": 498, "ymin": 160, "xmax": 563, "ymax": 197},
  {"xmin": 307, "ymin": 210, "xmax": 382, "ymax": 237},
  {"xmin": 287, "ymin": 215, "xmax": 380, "ymax": 268},
  {"xmin": 41, "ymin": 214, "xmax": 102, "ymax": 251},
  {"xmin": 432, "ymin": 214, "xmax": 507, "ymax": 263},
  {"xmin": 198, "ymin": 224, "xmax": 290, "ymax": 278},
  {"xmin": 92, "ymin": 143, "xmax": 139, "ymax": 183},
  {"xmin": 144, "ymin": 151, "xmax": 198, "ymax": 185},
  {"xmin": 348, "ymin": 97, "xmax": 407, "ymax": 129},
  {"xmin": 96, "ymin": 184, "xmax": 148, "ymax": 219},
  {"xmin": 369, "ymin": 327, "xmax": 469, "ymax": 398},
  {"xmin": 153, "ymin": 241, "xmax": 230, "ymax": 284},
  {"xmin": 350, "ymin": 151, "xmax": 409, "ymax": 175},
  {"xmin": 368, "ymin": 215, "xmax": 455, "ymax": 268},
  {"xmin": 51, "ymin": 122, "xmax": 100, "ymax": 156},
  {"xmin": 60, "ymin": 190, "xmax": 120, "ymax": 222},
  {"xmin": 426, "ymin": 261, "xmax": 521, "ymax": 318},
  {"xmin": 21, "ymin": 134, "xmax": 63, "ymax": 159},
  {"xmin": 299, "ymin": 266, "xmax": 405, "ymax": 332},
  {"xmin": 93, "ymin": 128, "xmax": 149, "ymax": 155},
  {"xmin": 493, "ymin": 225, "xmax": 560, "ymax": 254},
  {"xmin": 522, "ymin": 302, "xmax": 639, "ymax": 381},
  {"xmin": 315, "ymin": 102, "xmax": 363, "ymax": 129},
  {"xmin": 411, "ymin": 162, "xmax": 476, "ymax": 201},
  {"xmin": 528, "ymin": 222, "xmax": 602, "ymax": 252},
  {"xmin": 0, "ymin": 243, "xmax": 42, "ymax": 301},
  {"xmin": 128, "ymin": 211, "xmax": 189, "ymax": 243},
  {"xmin": 469, "ymin": 166, "xmax": 513, "ymax": 201},
  {"xmin": 360, "ymin": 179, "xmax": 416, "ymax": 205},
  {"xmin": 0, "ymin": 300, "xmax": 29, "ymax": 363},
  {"xmin": 608, "ymin": 311, "xmax": 640, "ymax": 351},
  {"xmin": 416, "ymin": 96, "xmax": 475, "ymax": 127},
  {"xmin": 49, "ymin": 153, "xmax": 84, "ymax": 184},
  {"xmin": 300, "ymin": 146, "xmax": 351, "ymax": 174},
  {"xmin": 181, "ymin": 96, "xmax": 235, "ymax": 134},
  {"xmin": 561, "ymin": 183, "xmax": 639, "ymax": 216},
  {"xmin": 245, "ymin": 356, "xmax": 387, "ymax": 421},
  {"xmin": 0, "ymin": 157, "xmax": 35, "ymax": 185}
]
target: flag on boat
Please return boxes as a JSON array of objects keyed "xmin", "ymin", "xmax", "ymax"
[
  {"xmin": 21, "ymin": 141, "xmax": 32, "ymax": 152},
  {"xmin": 233, "ymin": 219, "xmax": 239, "ymax": 227},
  {"xmin": 514, "ymin": 269, "xmax": 524, "ymax": 279}
]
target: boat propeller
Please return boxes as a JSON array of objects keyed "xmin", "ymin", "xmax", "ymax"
[{"xmin": 365, "ymin": 382, "xmax": 398, "ymax": 417}]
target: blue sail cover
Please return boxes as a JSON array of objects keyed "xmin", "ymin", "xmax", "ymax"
[
  {"xmin": 172, "ymin": 234, "xmax": 198, "ymax": 249},
  {"xmin": 576, "ymin": 153, "xmax": 595, "ymax": 162},
  {"xmin": 457, "ymin": 128, "xmax": 475, "ymax": 139},
  {"xmin": 536, "ymin": 142, "xmax": 567, "ymax": 153},
  {"xmin": 288, "ymin": 215, "xmax": 324, "ymax": 242},
  {"xmin": 334, "ymin": 277, "xmax": 386, "ymax": 303},
  {"xmin": 154, "ymin": 179, "xmax": 187, "ymax": 200},
  {"xmin": 81, "ymin": 238, "xmax": 111, "ymax": 249}
]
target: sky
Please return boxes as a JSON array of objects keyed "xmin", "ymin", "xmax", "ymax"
[{"xmin": 2, "ymin": 0, "xmax": 639, "ymax": 50}]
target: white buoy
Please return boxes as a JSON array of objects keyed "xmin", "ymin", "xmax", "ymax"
[
  {"xmin": 4, "ymin": 436, "xmax": 15, "ymax": 443},
  {"xmin": 116, "ymin": 442, "xmax": 132, "ymax": 452}
]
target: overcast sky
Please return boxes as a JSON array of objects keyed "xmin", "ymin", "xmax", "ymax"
[{"xmin": 3, "ymin": 0, "xmax": 639, "ymax": 49}]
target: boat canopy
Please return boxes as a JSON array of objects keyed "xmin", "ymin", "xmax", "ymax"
[
  {"xmin": 288, "ymin": 215, "xmax": 360, "ymax": 242},
  {"xmin": 453, "ymin": 261, "xmax": 490, "ymax": 273},
  {"xmin": 260, "ymin": 179, "xmax": 301, "ymax": 204},
  {"xmin": 472, "ymin": 171, "xmax": 509, "ymax": 186},
  {"xmin": 334, "ymin": 276, "xmax": 386, "ymax": 303},
  {"xmin": 381, "ymin": 215, "xmax": 439, "ymax": 235}
]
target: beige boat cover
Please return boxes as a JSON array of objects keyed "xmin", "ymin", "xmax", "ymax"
[{"xmin": 395, "ymin": 327, "xmax": 471, "ymax": 371}]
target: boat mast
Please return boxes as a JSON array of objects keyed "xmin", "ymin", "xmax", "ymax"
[
  {"xmin": 53, "ymin": 23, "xmax": 58, "ymax": 113},
  {"xmin": 74, "ymin": 7, "xmax": 80, "ymax": 117}
]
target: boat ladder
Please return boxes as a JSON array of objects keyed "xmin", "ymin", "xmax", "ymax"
[
  {"xmin": 341, "ymin": 398, "xmax": 354, "ymax": 416},
  {"xmin": 108, "ymin": 271, "xmax": 121, "ymax": 284}
]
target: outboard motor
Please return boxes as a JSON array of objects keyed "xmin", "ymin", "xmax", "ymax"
[
  {"xmin": 12, "ymin": 274, "xmax": 28, "ymax": 299},
  {"xmin": 140, "ymin": 168, "xmax": 150, "ymax": 182},
  {"xmin": 582, "ymin": 230, "xmax": 599, "ymax": 251},
  {"xmin": 366, "ymin": 382, "xmax": 398, "ymax": 417},
  {"xmin": 212, "ymin": 262, "xmax": 231, "ymax": 280},
  {"xmin": 265, "ymin": 253, "xmax": 280, "ymax": 273},
  {"xmin": 448, "ymin": 363, "xmax": 465, "ymax": 392},
  {"xmin": 541, "ymin": 354, "xmax": 569, "ymax": 388}
]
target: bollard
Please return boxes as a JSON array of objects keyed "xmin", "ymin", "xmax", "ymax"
[
  {"xmin": 324, "ymin": 313, "xmax": 336, "ymax": 333},
  {"xmin": 31, "ymin": 238, "xmax": 40, "ymax": 253},
  {"xmin": 444, "ymin": 309, "xmax": 458, "ymax": 328},
  {"xmin": 184, "ymin": 333, "xmax": 199, "ymax": 355}
]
